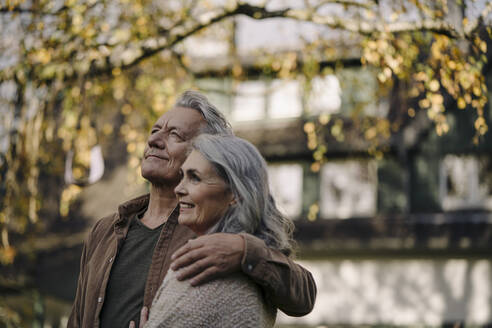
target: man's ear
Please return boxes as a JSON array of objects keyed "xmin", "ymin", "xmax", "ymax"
[{"xmin": 228, "ymin": 194, "xmax": 237, "ymax": 207}]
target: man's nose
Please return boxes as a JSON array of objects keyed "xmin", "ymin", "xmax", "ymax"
[{"xmin": 147, "ymin": 131, "xmax": 166, "ymax": 148}]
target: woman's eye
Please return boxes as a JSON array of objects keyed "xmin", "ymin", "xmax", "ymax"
[{"xmin": 190, "ymin": 174, "xmax": 200, "ymax": 182}]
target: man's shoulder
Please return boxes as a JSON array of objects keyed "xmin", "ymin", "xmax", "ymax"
[
  {"xmin": 92, "ymin": 212, "xmax": 118, "ymax": 234},
  {"xmin": 84, "ymin": 212, "xmax": 118, "ymax": 247},
  {"xmin": 91, "ymin": 194, "xmax": 150, "ymax": 234}
]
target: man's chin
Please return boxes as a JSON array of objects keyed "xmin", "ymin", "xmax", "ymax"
[{"xmin": 142, "ymin": 173, "xmax": 180, "ymax": 189}]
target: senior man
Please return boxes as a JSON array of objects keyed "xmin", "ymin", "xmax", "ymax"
[{"xmin": 68, "ymin": 91, "xmax": 316, "ymax": 328}]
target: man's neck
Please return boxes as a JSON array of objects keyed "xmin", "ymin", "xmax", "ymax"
[{"xmin": 141, "ymin": 186, "xmax": 178, "ymax": 229}]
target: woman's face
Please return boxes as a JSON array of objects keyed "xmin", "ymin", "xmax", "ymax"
[{"xmin": 174, "ymin": 150, "xmax": 234, "ymax": 235}]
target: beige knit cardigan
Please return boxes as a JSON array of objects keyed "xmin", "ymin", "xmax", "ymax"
[{"xmin": 144, "ymin": 269, "xmax": 276, "ymax": 328}]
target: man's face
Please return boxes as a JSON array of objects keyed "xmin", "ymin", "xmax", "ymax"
[{"xmin": 141, "ymin": 106, "xmax": 205, "ymax": 186}]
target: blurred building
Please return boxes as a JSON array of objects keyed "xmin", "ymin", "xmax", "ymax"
[
  {"xmin": 2, "ymin": 1, "xmax": 492, "ymax": 327},
  {"xmin": 185, "ymin": 12, "xmax": 492, "ymax": 328}
]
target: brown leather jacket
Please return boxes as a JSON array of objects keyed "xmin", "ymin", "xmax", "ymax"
[{"xmin": 68, "ymin": 194, "xmax": 316, "ymax": 327}]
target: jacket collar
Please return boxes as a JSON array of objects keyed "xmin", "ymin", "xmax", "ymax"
[
  {"xmin": 117, "ymin": 194, "xmax": 150, "ymax": 218},
  {"xmin": 113, "ymin": 194, "xmax": 150, "ymax": 237},
  {"xmin": 114, "ymin": 194, "xmax": 180, "ymax": 237}
]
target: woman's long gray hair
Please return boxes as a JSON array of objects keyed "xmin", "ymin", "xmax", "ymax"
[{"xmin": 192, "ymin": 134, "xmax": 295, "ymax": 256}]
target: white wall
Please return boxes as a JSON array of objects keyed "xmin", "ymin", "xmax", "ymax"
[{"xmin": 278, "ymin": 258, "xmax": 492, "ymax": 326}]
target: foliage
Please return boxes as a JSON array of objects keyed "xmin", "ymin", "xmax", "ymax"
[{"xmin": 0, "ymin": 0, "xmax": 491, "ymax": 268}]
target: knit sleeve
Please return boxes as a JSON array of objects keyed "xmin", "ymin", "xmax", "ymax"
[{"xmin": 145, "ymin": 270, "xmax": 276, "ymax": 328}]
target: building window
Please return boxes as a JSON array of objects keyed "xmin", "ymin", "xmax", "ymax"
[
  {"xmin": 232, "ymin": 80, "xmax": 266, "ymax": 122},
  {"xmin": 268, "ymin": 163, "xmax": 303, "ymax": 218},
  {"xmin": 268, "ymin": 79, "xmax": 302, "ymax": 119},
  {"xmin": 307, "ymin": 69, "xmax": 388, "ymax": 118},
  {"xmin": 197, "ymin": 78, "xmax": 233, "ymax": 118},
  {"xmin": 440, "ymin": 155, "xmax": 492, "ymax": 210},
  {"xmin": 308, "ymin": 75, "xmax": 342, "ymax": 115},
  {"xmin": 320, "ymin": 160, "xmax": 377, "ymax": 219},
  {"xmin": 198, "ymin": 78, "xmax": 303, "ymax": 123},
  {"xmin": 338, "ymin": 68, "xmax": 388, "ymax": 117}
]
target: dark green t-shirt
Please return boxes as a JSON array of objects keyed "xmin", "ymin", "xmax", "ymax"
[{"xmin": 100, "ymin": 214, "xmax": 163, "ymax": 328}]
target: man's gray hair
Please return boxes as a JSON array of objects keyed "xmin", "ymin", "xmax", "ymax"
[
  {"xmin": 191, "ymin": 134, "xmax": 295, "ymax": 256},
  {"xmin": 175, "ymin": 90, "xmax": 233, "ymax": 136}
]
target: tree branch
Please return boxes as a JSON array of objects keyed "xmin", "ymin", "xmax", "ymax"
[
  {"xmin": 287, "ymin": 9, "xmax": 460, "ymax": 38},
  {"xmin": 3, "ymin": 1, "xmax": 468, "ymax": 85},
  {"xmin": 312, "ymin": 0, "xmax": 376, "ymax": 10},
  {"xmin": 0, "ymin": 5, "xmax": 68, "ymax": 16},
  {"xmin": 86, "ymin": 3, "xmax": 288, "ymax": 78}
]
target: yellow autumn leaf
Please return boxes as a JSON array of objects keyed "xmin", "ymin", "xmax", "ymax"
[
  {"xmin": 126, "ymin": 142, "xmax": 137, "ymax": 153},
  {"xmin": 429, "ymin": 80, "xmax": 440, "ymax": 92},
  {"xmin": 457, "ymin": 97, "xmax": 466, "ymax": 109},
  {"xmin": 0, "ymin": 246, "xmax": 16, "ymax": 265},
  {"xmin": 318, "ymin": 114, "xmax": 331, "ymax": 125},
  {"xmin": 419, "ymin": 98, "xmax": 430, "ymax": 108},
  {"xmin": 112, "ymin": 67, "xmax": 121, "ymax": 76},
  {"xmin": 365, "ymin": 127, "xmax": 377, "ymax": 140},
  {"xmin": 365, "ymin": 10, "xmax": 375, "ymax": 19},
  {"xmin": 480, "ymin": 41, "xmax": 487, "ymax": 53},
  {"xmin": 474, "ymin": 117, "xmax": 486, "ymax": 131},
  {"xmin": 303, "ymin": 122, "xmax": 315, "ymax": 133},
  {"xmin": 313, "ymin": 150, "xmax": 323, "ymax": 161},
  {"xmin": 103, "ymin": 124, "xmax": 113, "ymax": 135},
  {"xmin": 331, "ymin": 123, "xmax": 342, "ymax": 137},
  {"xmin": 310, "ymin": 162, "xmax": 320, "ymax": 173},
  {"xmin": 430, "ymin": 94, "xmax": 443, "ymax": 105},
  {"xmin": 129, "ymin": 156, "xmax": 140, "ymax": 168},
  {"xmin": 307, "ymin": 140, "xmax": 317, "ymax": 151},
  {"xmin": 307, "ymin": 203, "xmax": 319, "ymax": 221},
  {"xmin": 121, "ymin": 104, "xmax": 132, "ymax": 115},
  {"xmin": 409, "ymin": 87, "xmax": 420, "ymax": 98},
  {"xmin": 136, "ymin": 17, "xmax": 147, "ymax": 26}
]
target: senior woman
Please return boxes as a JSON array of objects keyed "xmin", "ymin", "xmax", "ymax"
[{"xmin": 144, "ymin": 133, "xmax": 295, "ymax": 328}]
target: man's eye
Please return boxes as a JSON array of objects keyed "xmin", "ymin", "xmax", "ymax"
[{"xmin": 170, "ymin": 131, "xmax": 181, "ymax": 138}]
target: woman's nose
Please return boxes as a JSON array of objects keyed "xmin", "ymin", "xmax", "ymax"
[{"xmin": 174, "ymin": 180, "xmax": 187, "ymax": 196}]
